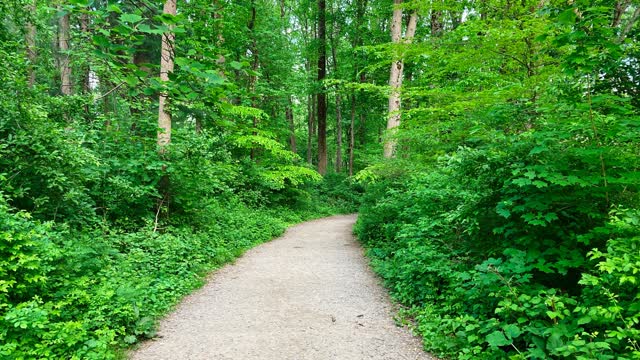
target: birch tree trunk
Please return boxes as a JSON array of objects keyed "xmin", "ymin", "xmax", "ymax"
[
  {"xmin": 58, "ymin": 4, "xmax": 72, "ymax": 96},
  {"xmin": 383, "ymin": 0, "xmax": 417, "ymax": 158},
  {"xmin": 25, "ymin": 1, "xmax": 37, "ymax": 88},
  {"xmin": 158, "ymin": 0, "xmax": 177, "ymax": 150}
]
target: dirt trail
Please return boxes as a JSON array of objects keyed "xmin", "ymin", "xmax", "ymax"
[{"xmin": 131, "ymin": 214, "xmax": 433, "ymax": 360}]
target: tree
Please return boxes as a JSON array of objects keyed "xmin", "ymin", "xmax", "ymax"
[
  {"xmin": 383, "ymin": 0, "xmax": 417, "ymax": 158},
  {"xmin": 25, "ymin": 1, "xmax": 37, "ymax": 88},
  {"xmin": 317, "ymin": 0, "xmax": 328, "ymax": 174},
  {"xmin": 58, "ymin": 1, "xmax": 72, "ymax": 96},
  {"xmin": 158, "ymin": 0, "xmax": 177, "ymax": 150}
]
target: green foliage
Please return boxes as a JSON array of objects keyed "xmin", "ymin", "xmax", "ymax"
[
  {"xmin": 0, "ymin": 190, "xmax": 354, "ymax": 358},
  {"xmin": 355, "ymin": 1, "xmax": 640, "ymax": 359}
]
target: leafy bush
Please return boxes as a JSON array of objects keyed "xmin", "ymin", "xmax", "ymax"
[{"xmin": 356, "ymin": 116, "xmax": 640, "ymax": 359}]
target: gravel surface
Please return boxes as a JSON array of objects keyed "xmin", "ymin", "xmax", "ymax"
[{"xmin": 130, "ymin": 214, "xmax": 434, "ymax": 360}]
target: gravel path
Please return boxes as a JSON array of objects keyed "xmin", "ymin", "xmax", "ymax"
[{"xmin": 130, "ymin": 214, "xmax": 433, "ymax": 360}]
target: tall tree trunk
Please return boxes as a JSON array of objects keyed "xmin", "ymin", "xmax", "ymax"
[
  {"xmin": 214, "ymin": 0, "xmax": 226, "ymax": 70},
  {"xmin": 317, "ymin": 0, "xmax": 328, "ymax": 175},
  {"xmin": 25, "ymin": 1, "xmax": 37, "ymax": 88},
  {"xmin": 158, "ymin": 0, "xmax": 177, "ymax": 150},
  {"xmin": 349, "ymin": 94, "xmax": 356, "ymax": 176},
  {"xmin": 58, "ymin": 5, "xmax": 72, "ymax": 96},
  {"xmin": 335, "ymin": 94, "xmax": 343, "ymax": 172},
  {"xmin": 248, "ymin": 0, "xmax": 259, "ymax": 160},
  {"xmin": 287, "ymin": 96, "xmax": 297, "ymax": 153},
  {"xmin": 330, "ymin": 2, "xmax": 342, "ymax": 172},
  {"xmin": 307, "ymin": 94, "xmax": 315, "ymax": 164},
  {"xmin": 354, "ymin": 0, "xmax": 367, "ymax": 149},
  {"xmin": 80, "ymin": 12, "xmax": 91, "ymax": 94},
  {"xmin": 383, "ymin": 0, "xmax": 417, "ymax": 158},
  {"xmin": 359, "ymin": 76, "xmax": 366, "ymax": 145}
]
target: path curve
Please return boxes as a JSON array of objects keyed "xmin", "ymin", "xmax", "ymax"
[{"xmin": 131, "ymin": 214, "xmax": 432, "ymax": 360}]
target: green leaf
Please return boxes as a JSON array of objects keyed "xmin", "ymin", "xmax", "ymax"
[
  {"xmin": 577, "ymin": 316, "xmax": 592, "ymax": 325},
  {"xmin": 106, "ymin": 4, "xmax": 122, "ymax": 13},
  {"xmin": 138, "ymin": 24, "xmax": 167, "ymax": 35},
  {"xmin": 124, "ymin": 335, "xmax": 137, "ymax": 344},
  {"xmin": 503, "ymin": 324, "xmax": 521, "ymax": 339},
  {"xmin": 120, "ymin": 13, "xmax": 143, "ymax": 23},
  {"xmin": 486, "ymin": 331, "xmax": 511, "ymax": 347},
  {"xmin": 558, "ymin": 9, "xmax": 577, "ymax": 25}
]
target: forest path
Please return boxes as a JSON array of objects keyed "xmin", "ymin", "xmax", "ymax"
[{"xmin": 130, "ymin": 214, "xmax": 432, "ymax": 360}]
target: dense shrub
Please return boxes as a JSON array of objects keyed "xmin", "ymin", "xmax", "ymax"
[
  {"xmin": 355, "ymin": 121, "xmax": 640, "ymax": 359},
  {"xmin": 0, "ymin": 194, "xmax": 353, "ymax": 359}
]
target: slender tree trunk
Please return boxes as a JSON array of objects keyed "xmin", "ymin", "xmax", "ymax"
[
  {"xmin": 307, "ymin": 94, "xmax": 315, "ymax": 164},
  {"xmin": 335, "ymin": 94, "xmax": 343, "ymax": 172},
  {"xmin": 248, "ymin": 0, "xmax": 259, "ymax": 160},
  {"xmin": 286, "ymin": 96, "xmax": 297, "ymax": 153},
  {"xmin": 80, "ymin": 12, "xmax": 91, "ymax": 94},
  {"xmin": 359, "ymin": 76, "xmax": 366, "ymax": 145},
  {"xmin": 354, "ymin": 0, "xmax": 367, "ymax": 149},
  {"xmin": 330, "ymin": 4, "xmax": 342, "ymax": 173},
  {"xmin": 383, "ymin": 0, "xmax": 417, "ymax": 158},
  {"xmin": 25, "ymin": 1, "xmax": 37, "ymax": 88},
  {"xmin": 349, "ymin": 94, "xmax": 355, "ymax": 176},
  {"xmin": 214, "ymin": 0, "xmax": 226, "ymax": 70},
  {"xmin": 158, "ymin": 0, "xmax": 177, "ymax": 150},
  {"xmin": 317, "ymin": 0, "xmax": 328, "ymax": 175},
  {"xmin": 58, "ymin": 5, "xmax": 72, "ymax": 96}
]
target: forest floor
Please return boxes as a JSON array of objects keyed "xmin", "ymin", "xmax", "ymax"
[{"xmin": 130, "ymin": 214, "xmax": 432, "ymax": 360}]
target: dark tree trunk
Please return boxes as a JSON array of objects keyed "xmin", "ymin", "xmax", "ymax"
[
  {"xmin": 349, "ymin": 94, "xmax": 356, "ymax": 176},
  {"xmin": 286, "ymin": 96, "xmax": 297, "ymax": 153},
  {"xmin": 317, "ymin": 0, "xmax": 327, "ymax": 175}
]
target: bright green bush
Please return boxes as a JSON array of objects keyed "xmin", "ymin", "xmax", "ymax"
[
  {"xmin": 0, "ymin": 198, "xmax": 331, "ymax": 359},
  {"xmin": 356, "ymin": 117, "xmax": 640, "ymax": 359}
]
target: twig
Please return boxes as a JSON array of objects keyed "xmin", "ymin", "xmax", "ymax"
[
  {"xmin": 153, "ymin": 196, "xmax": 165, "ymax": 233},
  {"xmin": 96, "ymin": 82, "xmax": 125, "ymax": 100}
]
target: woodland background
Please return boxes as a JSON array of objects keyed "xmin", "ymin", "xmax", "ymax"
[{"xmin": 1, "ymin": 0, "xmax": 639, "ymax": 359}]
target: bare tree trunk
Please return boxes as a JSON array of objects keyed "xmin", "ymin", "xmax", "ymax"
[
  {"xmin": 158, "ymin": 0, "xmax": 177, "ymax": 150},
  {"xmin": 335, "ymin": 94, "xmax": 343, "ymax": 172},
  {"xmin": 349, "ymin": 94, "xmax": 355, "ymax": 176},
  {"xmin": 25, "ymin": 1, "xmax": 37, "ymax": 88},
  {"xmin": 214, "ymin": 0, "xmax": 226, "ymax": 70},
  {"xmin": 383, "ymin": 0, "xmax": 417, "ymax": 158},
  {"xmin": 58, "ymin": 6, "xmax": 72, "ymax": 96},
  {"xmin": 286, "ymin": 96, "xmax": 297, "ymax": 153},
  {"xmin": 330, "ymin": 2, "xmax": 343, "ymax": 173},
  {"xmin": 354, "ymin": 0, "xmax": 367, "ymax": 149},
  {"xmin": 248, "ymin": 0, "xmax": 259, "ymax": 160},
  {"xmin": 317, "ymin": 0, "xmax": 328, "ymax": 175},
  {"xmin": 307, "ymin": 94, "xmax": 315, "ymax": 164},
  {"xmin": 80, "ymin": 12, "xmax": 91, "ymax": 94}
]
